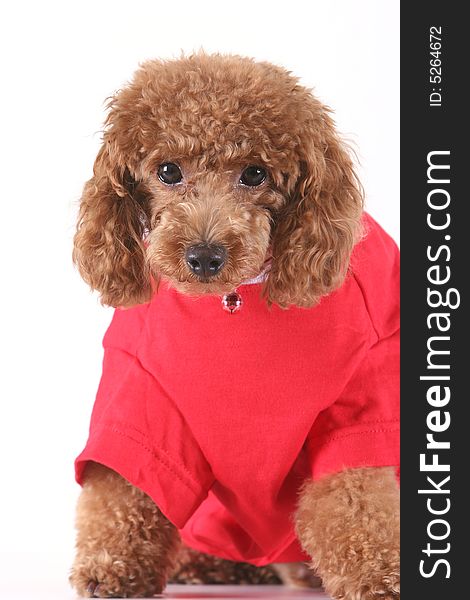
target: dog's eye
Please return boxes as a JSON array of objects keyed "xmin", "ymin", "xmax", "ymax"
[
  {"xmin": 158, "ymin": 162, "xmax": 183, "ymax": 185},
  {"xmin": 239, "ymin": 165, "xmax": 267, "ymax": 187}
]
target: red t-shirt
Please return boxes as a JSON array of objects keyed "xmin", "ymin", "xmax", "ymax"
[{"xmin": 75, "ymin": 213, "xmax": 399, "ymax": 566}]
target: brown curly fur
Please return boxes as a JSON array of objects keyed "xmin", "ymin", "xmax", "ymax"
[
  {"xmin": 295, "ymin": 467, "xmax": 400, "ymax": 600},
  {"xmin": 73, "ymin": 52, "xmax": 363, "ymax": 308},
  {"xmin": 71, "ymin": 53, "xmax": 399, "ymax": 599},
  {"xmin": 170, "ymin": 546, "xmax": 282, "ymax": 585},
  {"xmin": 170, "ymin": 547, "xmax": 321, "ymax": 588},
  {"xmin": 70, "ymin": 463, "xmax": 181, "ymax": 598}
]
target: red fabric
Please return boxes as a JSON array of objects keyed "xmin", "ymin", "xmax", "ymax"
[{"xmin": 75, "ymin": 213, "xmax": 400, "ymax": 565}]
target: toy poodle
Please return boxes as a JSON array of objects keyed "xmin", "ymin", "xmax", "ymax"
[{"xmin": 70, "ymin": 53, "xmax": 400, "ymax": 599}]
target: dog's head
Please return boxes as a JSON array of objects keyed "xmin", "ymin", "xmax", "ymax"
[{"xmin": 73, "ymin": 53, "xmax": 363, "ymax": 308}]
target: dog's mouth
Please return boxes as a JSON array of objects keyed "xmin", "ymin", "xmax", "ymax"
[
  {"xmin": 195, "ymin": 276, "xmax": 219, "ymax": 284},
  {"xmin": 157, "ymin": 255, "xmax": 272, "ymax": 296},
  {"xmin": 163, "ymin": 273, "xmax": 244, "ymax": 295}
]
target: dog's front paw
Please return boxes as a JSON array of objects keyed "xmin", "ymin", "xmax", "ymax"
[{"xmin": 70, "ymin": 550, "xmax": 166, "ymax": 598}]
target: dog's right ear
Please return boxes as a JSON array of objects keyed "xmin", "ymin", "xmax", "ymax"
[{"xmin": 73, "ymin": 140, "xmax": 152, "ymax": 308}]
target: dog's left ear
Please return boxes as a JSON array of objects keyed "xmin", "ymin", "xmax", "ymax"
[{"xmin": 265, "ymin": 105, "xmax": 364, "ymax": 308}]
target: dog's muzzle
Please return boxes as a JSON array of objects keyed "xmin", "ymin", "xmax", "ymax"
[{"xmin": 185, "ymin": 244, "xmax": 227, "ymax": 279}]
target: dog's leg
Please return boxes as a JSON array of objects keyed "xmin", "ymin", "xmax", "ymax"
[
  {"xmin": 295, "ymin": 466, "xmax": 400, "ymax": 600},
  {"xmin": 70, "ymin": 462, "xmax": 181, "ymax": 598},
  {"xmin": 171, "ymin": 546, "xmax": 284, "ymax": 585}
]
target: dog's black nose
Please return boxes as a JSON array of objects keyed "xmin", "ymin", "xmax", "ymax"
[{"xmin": 185, "ymin": 244, "xmax": 227, "ymax": 278}]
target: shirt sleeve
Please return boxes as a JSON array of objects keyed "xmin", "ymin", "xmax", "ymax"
[
  {"xmin": 306, "ymin": 326, "xmax": 400, "ymax": 480},
  {"xmin": 75, "ymin": 308, "xmax": 215, "ymax": 528}
]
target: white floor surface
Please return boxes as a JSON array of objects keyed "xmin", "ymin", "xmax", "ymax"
[{"xmin": 1, "ymin": 584, "xmax": 331, "ymax": 600}]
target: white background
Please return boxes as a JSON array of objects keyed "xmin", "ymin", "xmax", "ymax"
[{"xmin": 0, "ymin": 0, "xmax": 399, "ymax": 595}]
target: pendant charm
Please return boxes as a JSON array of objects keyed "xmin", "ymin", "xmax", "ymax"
[{"xmin": 222, "ymin": 291, "xmax": 243, "ymax": 314}]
